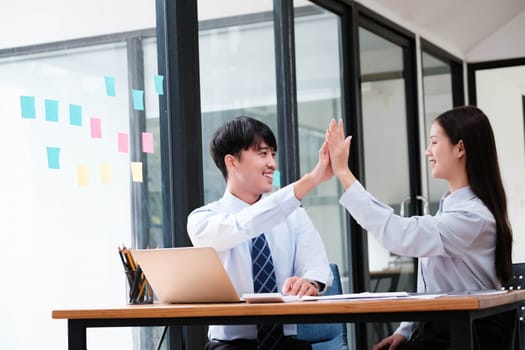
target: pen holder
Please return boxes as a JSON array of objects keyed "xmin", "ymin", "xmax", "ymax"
[{"xmin": 125, "ymin": 267, "xmax": 153, "ymax": 304}]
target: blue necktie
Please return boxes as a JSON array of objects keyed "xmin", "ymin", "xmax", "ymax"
[{"xmin": 252, "ymin": 234, "xmax": 284, "ymax": 350}]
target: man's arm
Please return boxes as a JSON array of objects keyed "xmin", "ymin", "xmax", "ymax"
[{"xmin": 187, "ymin": 185, "xmax": 301, "ymax": 251}]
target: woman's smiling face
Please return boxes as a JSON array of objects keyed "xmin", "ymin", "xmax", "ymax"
[{"xmin": 425, "ymin": 121, "xmax": 463, "ymax": 182}]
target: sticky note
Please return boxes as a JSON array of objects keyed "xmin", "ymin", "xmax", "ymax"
[
  {"xmin": 142, "ymin": 132, "xmax": 154, "ymax": 153},
  {"xmin": 154, "ymin": 74, "xmax": 164, "ymax": 95},
  {"xmin": 20, "ymin": 96, "xmax": 36, "ymax": 119},
  {"xmin": 45, "ymin": 99, "xmax": 59, "ymax": 122},
  {"xmin": 104, "ymin": 76, "xmax": 116, "ymax": 96},
  {"xmin": 46, "ymin": 147, "xmax": 60, "ymax": 169},
  {"xmin": 131, "ymin": 162, "xmax": 143, "ymax": 182},
  {"xmin": 90, "ymin": 118, "xmax": 102, "ymax": 138},
  {"xmin": 273, "ymin": 170, "xmax": 281, "ymax": 188},
  {"xmin": 76, "ymin": 165, "xmax": 89, "ymax": 187},
  {"xmin": 118, "ymin": 132, "xmax": 129, "ymax": 153},
  {"xmin": 132, "ymin": 90, "xmax": 144, "ymax": 111},
  {"xmin": 69, "ymin": 104, "xmax": 82, "ymax": 126},
  {"xmin": 100, "ymin": 163, "xmax": 112, "ymax": 184}
]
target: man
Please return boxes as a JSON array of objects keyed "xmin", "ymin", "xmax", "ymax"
[{"xmin": 187, "ymin": 116, "xmax": 333, "ymax": 350}]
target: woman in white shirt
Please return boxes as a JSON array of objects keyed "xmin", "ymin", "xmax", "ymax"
[{"xmin": 325, "ymin": 106, "xmax": 513, "ymax": 350}]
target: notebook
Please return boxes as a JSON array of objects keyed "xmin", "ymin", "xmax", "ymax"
[{"xmin": 131, "ymin": 247, "xmax": 241, "ymax": 303}]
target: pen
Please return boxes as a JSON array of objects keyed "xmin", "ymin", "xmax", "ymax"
[{"xmin": 124, "ymin": 247, "xmax": 136, "ymax": 271}]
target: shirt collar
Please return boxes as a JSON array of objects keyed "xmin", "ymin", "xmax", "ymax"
[
  {"xmin": 439, "ymin": 185, "xmax": 476, "ymax": 211},
  {"xmin": 221, "ymin": 189, "xmax": 257, "ymax": 211}
]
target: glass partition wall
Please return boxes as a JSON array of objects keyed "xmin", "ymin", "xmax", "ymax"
[
  {"xmin": 0, "ymin": 32, "xmax": 165, "ymax": 349},
  {"xmin": 357, "ymin": 18, "xmax": 420, "ymax": 347},
  {"xmin": 420, "ymin": 40, "xmax": 464, "ymax": 215},
  {"xmin": 197, "ymin": 1, "xmax": 351, "ymax": 346},
  {"xmin": 421, "ymin": 50, "xmax": 454, "ymax": 213},
  {"xmin": 198, "ymin": 1, "xmax": 277, "ymax": 203},
  {"xmin": 197, "ymin": 0, "xmax": 351, "ymax": 288},
  {"xmin": 294, "ymin": 3, "xmax": 349, "ymax": 291}
]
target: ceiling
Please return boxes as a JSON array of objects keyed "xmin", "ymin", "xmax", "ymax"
[{"xmin": 359, "ymin": 0, "xmax": 525, "ymax": 56}]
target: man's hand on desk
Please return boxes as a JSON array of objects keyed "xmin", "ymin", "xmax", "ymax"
[{"xmin": 282, "ymin": 276, "xmax": 322, "ymax": 297}]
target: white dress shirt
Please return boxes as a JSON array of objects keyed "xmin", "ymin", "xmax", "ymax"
[
  {"xmin": 339, "ymin": 181, "xmax": 499, "ymax": 339},
  {"xmin": 187, "ymin": 184, "xmax": 333, "ymax": 341}
]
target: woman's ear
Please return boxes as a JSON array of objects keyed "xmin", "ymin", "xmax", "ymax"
[{"xmin": 457, "ymin": 140, "xmax": 465, "ymax": 159}]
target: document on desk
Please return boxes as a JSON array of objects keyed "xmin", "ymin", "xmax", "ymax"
[
  {"xmin": 242, "ymin": 292, "xmax": 409, "ymax": 303},
  {"xmin": 301, "ymin": 291, "xmax": 410, "ymax": 301},
  {"xmin": 242, "ymin": 293, "xmax": 300, "ymax": 303},
  {"xmin": 241, "ymin": 290, "xmax": 475, "ymax": 303},
  {"xmin": 446, "ymin": 289, "xmax": 508, "ymax": 296}
]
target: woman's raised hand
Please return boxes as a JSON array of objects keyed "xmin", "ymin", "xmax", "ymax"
[{"xmin": 326, "ymin": 119, "xmax": 356, "ymax": 189}]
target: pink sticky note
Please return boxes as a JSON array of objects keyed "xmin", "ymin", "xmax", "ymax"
[
  {"xmin": 118, "ymin": 132, "xmax": 129, "ymax": 153},
  {"xmin": 90, "ymin": 118, "xmax": 102, "ymax": 138},
  {"xmin": 142, "ymin": 132, "xmax": 154, "ymax": 153}
]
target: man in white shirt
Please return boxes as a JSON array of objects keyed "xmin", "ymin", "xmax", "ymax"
[{"xmin": 187, "ymin": 116, "xmax": 333, "ymax": 350}]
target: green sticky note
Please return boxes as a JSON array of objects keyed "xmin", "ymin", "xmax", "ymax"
[
  {"xmin": 104, "ymin": 76, "xmax": 116, "ymax": 96},
  {"xmin": 273, "ymin": 170, "xmax": 281, "ymax": 188},
  {"xmin": 45, "ymin": 99, "xmax": 59, "ymax": 122},
  {"xmin": 47, "ymin": 147, "xmax": 60, "ymax": 169},
  {"xmin": 20, "ymin": 96, "xmax": 36, "ymax": 119},
  {"xmin": 132, "ymin": 90, "xmax": 144, "ymax": 111},
  {"xmin": 154, "ymin": 74, "xmax": 164, "ymax": 95},
  {"xmin": 69, "ymin": 104, "xmax": 82, "ymax": 126}
]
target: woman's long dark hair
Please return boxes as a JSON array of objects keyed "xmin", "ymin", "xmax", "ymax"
[{"xmin": 435, "ymin": 105, "xmax": 513, "ymax": 282}]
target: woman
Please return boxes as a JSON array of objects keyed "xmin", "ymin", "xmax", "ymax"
[{"xmin": 325, "ymin": 106, "xmax": 513, "ymax": 350}]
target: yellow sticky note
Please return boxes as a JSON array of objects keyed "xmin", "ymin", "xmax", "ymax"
[
  {"xmin": 131, "ymin": 162, "xmax": 143, "ymax": 182},
  {"xmin": 77, "ymin": 165, "xmax": 89, "ymax": 187},
  {"xmin": 100, "ymin": 163, "xmax": 112, "ymax": 184}
]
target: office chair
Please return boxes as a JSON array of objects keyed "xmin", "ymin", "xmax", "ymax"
[{"xmin": 296, "ymin": 263, "xmax": 349, "ymax": 350}]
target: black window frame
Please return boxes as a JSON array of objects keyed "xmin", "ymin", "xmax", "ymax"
[
  {"xmin": 467, "ymin": 57, "xmax": 525, "ymax": 105},
  {"xmin": 421, "ymin": 38, "xmax": 465, "ymax": 107}
]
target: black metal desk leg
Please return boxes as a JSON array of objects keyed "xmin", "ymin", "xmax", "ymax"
[
  {"xmin": 68, "ymin": 319, "xmax": 87, "ymax": 350},
  {"xmin": 501, "ymin": 307, "xmax": 519, "ymax": 350},
  {"xmin": 450, "ymin": 313, "xmax": 473, "ymax": 350}
]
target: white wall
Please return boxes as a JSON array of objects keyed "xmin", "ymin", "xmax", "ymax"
[
  {"xmin": 476, "ymin": 68, "xmax": 525, "ymax": 263},
  {"xmin": 0, "ymin": 0, "xmax": 155, "ymax": 50},
  {"xmin": 467, "ymin": 9, "xmax": 525, "ymax": 62}
]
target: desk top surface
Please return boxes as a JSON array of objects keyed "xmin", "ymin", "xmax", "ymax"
[{"xmin": 52, "ymin": 290, "xmax": 525, "ymax": 320}]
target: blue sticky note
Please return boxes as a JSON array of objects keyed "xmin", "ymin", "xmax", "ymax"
[
  {"xmin": 69, "ymin": 104, "xmax": 82, "ymax": 126},
  {"xmin": 104, "ymin": 76, "xmax": 116, "ymax": 96},
  {"xmin": 20, "ymin": 96, "xmax": 36, "ymax": 119},
  {"xmin": 273, "ymin": 170, "xmax": 281, "ymax": 188},
  {"xmin": 45, "ymin": 99, "xmax": 59, "ymax": 122},
  {"xmin": 47, "ymin": 147, "xmax": 60, "ymax": 169},
  {"xmin": 154, "ymin": 74, "xmax": 164, "ymax": 95},
  {"xmin": 132, "ymin": 89, "xmax": 144, "ymax": 110}
]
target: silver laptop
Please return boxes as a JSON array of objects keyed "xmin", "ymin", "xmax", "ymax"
[{"xmin": 131, "ymin": 247, "xmax": 241, "ymax": 303}]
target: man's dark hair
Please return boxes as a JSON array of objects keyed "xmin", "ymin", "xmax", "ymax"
[{"xmin": 210, "ymin": 116, "xmax": 277, "ymax": 180}]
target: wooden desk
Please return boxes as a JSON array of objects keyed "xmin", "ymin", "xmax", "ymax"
[{"xmin": 53, "ymin": 290, "xmax": 525, "ymax": 350}]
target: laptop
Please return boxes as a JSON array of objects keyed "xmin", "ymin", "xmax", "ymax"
[{"xmin": 131, "ymin": 247, "xmax": 241, "ymax": 303}]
